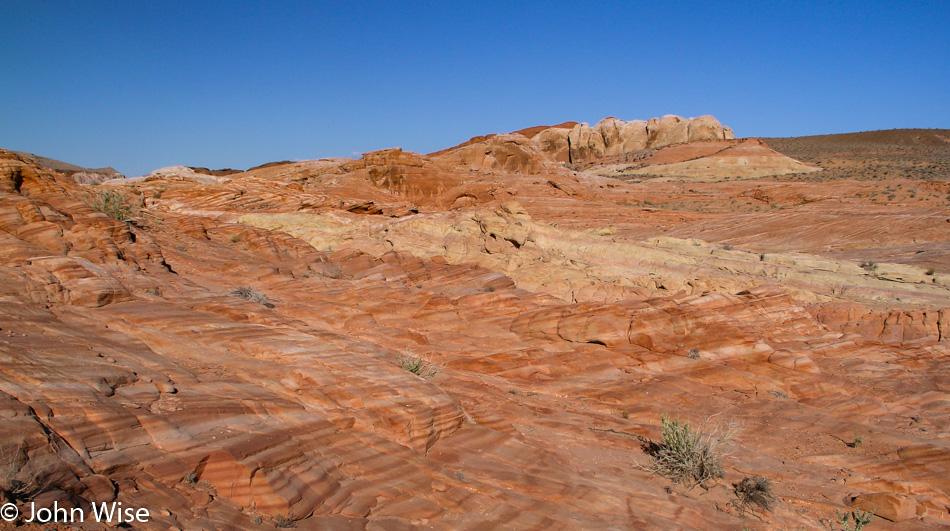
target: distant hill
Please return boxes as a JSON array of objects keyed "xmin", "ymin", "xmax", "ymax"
[
  {"xmin": 763, "ymin": 128, "xmax": 950, "ymax": 147},
  {"xmin": 762, "ymin": 129, "xmax": 950, "ymax": 181},
  {"xmin": 12, "ymin": 150, "xmax": 125, "ymax": 184}
]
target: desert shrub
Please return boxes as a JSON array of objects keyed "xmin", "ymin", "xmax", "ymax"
[
  {"xmin": 769, "ymin": 390, "xmax": 789, "ymax": 400},
  {"xmin": 397, "ymin": 352, "xmax": 439, "ymax": 379},
  {"xmin": 274, "ymin": 513, "xmax": 297, "ymax": 528},
  {"xmin": 835, "ymin": 508, "xmax": 874, "ymax": 530},
  {"xmin": 734, "ymin": 475, "xmax": 776, "ymax": 513},
  {"xmin": 647, "ymin": 414, "xmax": 737, "ymax": 486},
  {"xmin": 320, "ymin": 263, "xmax": 343, "ymax": 279},
  {"xmin": 687, "ymin": 349, "xmax": 700, "ymax": 359},
  {"xmin": 0, "ymin": 443, "xmax": 50, "ymax": 502},
  {"xmin": 88, "ymin": 189, "xmax": 136, "ymax": 221},
  {"xmin": 859, "ymin": 261, "xmax": 877, "ymax": 272},
  {"xmin": 228, "ymin": 286, "xmax": 270, "ymax": 305},
  {"xmin": 314, "ymin": 255, "xmax": 343, "ymax": 279}
]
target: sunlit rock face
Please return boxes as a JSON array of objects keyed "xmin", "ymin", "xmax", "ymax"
[
  {"xmin": 0, "ymin": 119, "xmax": 948, "ymax": 530},
  {"xmin": 513, "ymin": 114, "xmax": 734, "ymax": 164}
]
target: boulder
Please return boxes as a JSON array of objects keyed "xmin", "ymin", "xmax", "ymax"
[{"xmin": 851, "ymin": 493, "xmax": 917, "ymax": 522}]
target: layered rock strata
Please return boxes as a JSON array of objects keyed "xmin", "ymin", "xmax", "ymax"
[{"xmin": 0, "ymin": 122, "xmax": 948, "ymax": 531}]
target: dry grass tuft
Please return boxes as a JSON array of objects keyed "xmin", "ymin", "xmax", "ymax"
[
  {"xmin": 228, "ymin": 286, "xmax": 271, "ymax": 305},
  {"xmin": 87, "ymin": 189, "xmax": 136, "ymax": 221},
  {"xmin": 274, "ymin": 513, "xmax": 297, "ymax": 528},
  {"xmin": 0, "ymin": 442, "xmax": 52, "ymax": 502},
  {"xmin": 646, "ymin": 414, "xmax": 739, "ymax": 487},
  {"xmin": 734, "ymin": 475, "xmax": 776, "ymax": 513}
]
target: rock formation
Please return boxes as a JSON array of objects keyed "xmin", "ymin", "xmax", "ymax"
[
  {"xmin": 12, "ymin": 150, "xmax": 125, "ymax": 184},
  {"xmin": 437, "ymin": 115, "xmax": 814, "ymax": 180},
  {"xmin": 0, "ymin": 121, "xmax": 948, "ymax": 529},
  {"xmin": 507, "ymin": 114, "xmax": 735, "ymax": 164}
]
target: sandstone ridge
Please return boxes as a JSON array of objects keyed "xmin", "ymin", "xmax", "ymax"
[
  {"xmin": 436, "ymin": 115, "xmax": 819, "ymax": 180},
  {"xmin": 13, "ymin": 150, "xmax": 125, "ymax": 184},
  {"xmin": 437, "ymin": 114, "xmax": 735, "ymax": 165}
]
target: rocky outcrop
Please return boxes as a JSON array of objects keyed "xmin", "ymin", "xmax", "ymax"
[
  {"xmin": 811, "ymin": 303, "xmax": 948, "ymax": 343},
  {"xmin": 431, "ymin": 134, "xmax": 556, "ymax": 174},
  {"xmin": 431, "ymin": 115, "xmax": 816, "ymax": 181},
  {"xmin": 433, "ymin": 115, "xmax": 736, "ymax": 168},
  {"xmin": 12, "ymin": 150, "xmax": 125, "ymax": 184},
  {"xmin": 591, "ymin": 138, "xmax": 821, "ymax": 179},
  {"xmin": 140, "ymin": 165, "xmax": 229, "ymax": 184},
  {"xmin": 520, "ymin": 115, "xmax": 735, "ymax": 165}
]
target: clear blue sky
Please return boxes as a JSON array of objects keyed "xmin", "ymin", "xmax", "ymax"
[{"xmin": 2, "ymin": 1, "xmax": 948, "ymax": 177}]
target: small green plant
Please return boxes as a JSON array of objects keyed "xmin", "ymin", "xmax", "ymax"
[
  {"xmin": 860, "ymin": 261, "xmax": 878, "ymax": 272},
  {"xmin": 228, "ymin": 286, "xmax": 270, "ymax": 305},
  {"xmin": 620, "ymin": 410, "xmax": 629, "ymax": 419},
  {"xmin": 847, "ymin": 432, "xmax": 864, "ymax": 448},
  {"xmin": 734, "ymin": 475, "xmax": 776, "ymax": 513},
  {"xmin": 88, "ymin": 189, "xmax": 136, "ymax": 221},
  {"xmin": 687, "ymin": 349, "xmax": 700, "ymax": 359},
  {"xmin": 835, "ymin": 507, "xmax": 874, "ymax": 530},
  {"xmin": 397, "ymin": 352, "xmax": 439, "ymax": 379},
  {"xmin": 647, "ymin": 414, "xmax": 737, "ymax": 486},
  {"xmin": 482, "ymin": 284, "xmax": 496, "ymax": 293}
]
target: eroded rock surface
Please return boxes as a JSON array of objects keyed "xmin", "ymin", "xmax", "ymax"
[
  {"xmin": 507, "ymin": 115, "xmax": 735, "ymax": 165},
  {"xmin": 1, "ymin": 121, "xmax": 948, "ymax": 531}
]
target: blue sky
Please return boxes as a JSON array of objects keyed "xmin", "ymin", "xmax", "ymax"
[{"xmin": 1, "ymin": 1, "xmax": 948, "ymax": 176}]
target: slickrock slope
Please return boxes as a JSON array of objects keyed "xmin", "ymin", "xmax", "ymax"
[{"xmin": 1, "ymin": 118, "xmax": 949, "ymax": 531}]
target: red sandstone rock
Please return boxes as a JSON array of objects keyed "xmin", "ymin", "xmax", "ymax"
[
  {"xmin": 497, "ymin": 114, "xmax": 736, "ymax": 165},
  {"xmin": 852, "ymin": 492, "xmax": 918, "ymax": 522},
  {"xmin": 1, "ymin": 124, "xmax": 949, "ymax": 530}
]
